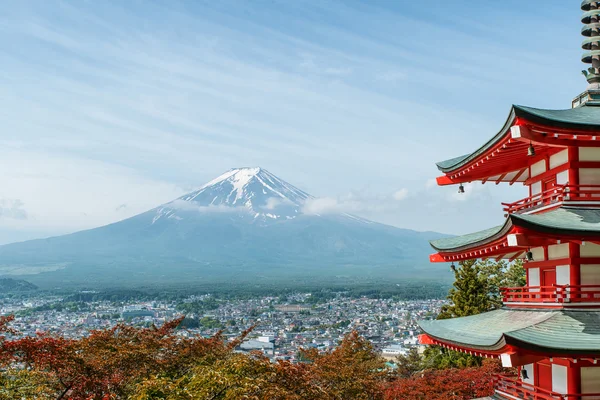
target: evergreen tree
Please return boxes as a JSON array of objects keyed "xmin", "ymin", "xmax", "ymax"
[
  {"xmin": 438, "ymin": 259, "xmax": 492, "ymax": 319},
  {"xmin": 420, "ymin": 259, "xmax": 526, "ymax": 368},
  {"xmin": 395, "ymin": 348, "xmax": 423, "ymax": 378}
]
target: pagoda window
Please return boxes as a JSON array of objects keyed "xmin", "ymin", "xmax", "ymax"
[
  {"xmin": 581, "ymin": 367, "xmax": 600, "ymax": 399},
  {"xmin": 579, "ymin": 147, "xmax": 600, "ymax": 161}
]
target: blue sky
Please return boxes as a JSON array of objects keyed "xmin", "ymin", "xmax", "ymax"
[{"xmin": 0, "ymin": 1, "xmax": 586, "ymax": 243}]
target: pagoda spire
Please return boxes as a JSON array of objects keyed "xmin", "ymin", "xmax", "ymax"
[{"xmin": 582, "ymin": 1, "xmax": 600, "ymax": 88}]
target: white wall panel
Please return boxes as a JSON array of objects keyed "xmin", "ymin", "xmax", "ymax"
[
  {"xmin": 548, "ymin": 244, "xmax": 569, "ymax": 260},
  {"xmin": 531, "ymin": 181, "xmax": 542, "ymax": 195},
  {"xmin": 556, "ymin": 170, "xmax": 569, "ymax": 185},
  {"xmin": 550, "ymin": 150, "xmax": 569, "ymax": 169},
  {"xmin": 531, "ymin": 160, "xmax": 546, "ymax": 177},
  {"xmin": 579, "ymin": 169, "xmax": 600, "ymax": 185},
  {"xmin": 531, "ymin": 247, "xmax": 545, "ymax": 261},
  {"xmin": 521, "ymin": 364, "xmax": 534, "ymax": 385},
  {"xmin": 552, "ymin": 364, "xmax": 567, "ymax": 394},
  {"xmin": 581, "ymin": 243, "xmax": 600, "ymax": 257},
  {"xmin": 581, "ymin": 265, "xmax": 600, "ymax": 299},
  {"xmin": 529, "ymin": 268, "xmax": 540, "ymax": 291},
  {"xmin": 580, "ymin": 147, "xmax": 600, "ymax": 161},
  {"xmin": 556, "ymin": 266, "xmax": 570, "ymax": 285}
]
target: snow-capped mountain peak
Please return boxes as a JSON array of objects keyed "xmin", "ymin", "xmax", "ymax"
[{"xmin": 153, "ymin": 167, "xmax": 312, "ymax": 223}]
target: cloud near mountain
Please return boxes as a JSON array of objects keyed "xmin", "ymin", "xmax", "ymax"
[{"xmin": 302, "ymin": 189, "xmax": 410, "ymax": 215}]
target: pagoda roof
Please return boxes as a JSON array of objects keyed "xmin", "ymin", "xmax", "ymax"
[
  {"xmin": 431, "ymin": 207, "xmax": 600, "ymax": 253},
  {"xmin": 436, "ymin": 103, "xmax": 600, "ymax": 175},
  {"xmin": 419, "ymin": 309, "xmax": 600, "ymax": 356}
]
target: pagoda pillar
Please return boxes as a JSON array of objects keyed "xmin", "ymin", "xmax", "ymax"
[
  {"xmin": 568, "ymin": 146, "xmax": 581, "ymax": 292},
  {"xmin": 567, "ymin": 362, "xmax": 581, "ymax": 400},
  {"xmin": 570, "ymin": 242, "xmax": 581, "ymax": 287},
  {"xmin": 568, "ymin": 146, "xmax": 579, "ymax": 186}
]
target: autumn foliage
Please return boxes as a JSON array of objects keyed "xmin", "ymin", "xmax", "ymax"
[
  {"xmin": 383, "ymin": 358, "xmax": 502, "ymax": 400},
  {"xmin": 0, "ymin": 315, "xmax": 498, "ymax": 400}
]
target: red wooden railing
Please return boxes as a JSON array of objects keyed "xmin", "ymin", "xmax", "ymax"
[
  {"xmin": 502, "ymin": 184, "xmax": 600, "ymax": 214},
  {"xmin": 502, "ymin": 285, "xmax": 600, "ymax": 305},
  {"xmin": 494, "ymin": 374, "xmax": 600, "ymax": 399}
]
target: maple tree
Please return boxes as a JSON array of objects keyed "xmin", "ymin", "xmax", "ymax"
[
  {"xmin": 0, "ymin": 316, "xmax": 248, "ymax": 399},
  {"xmin": 133, "ymin": 330, "xmax": 387, "ymax": 400},
  {"xmin": 0, "ymin": 316, "xmax": 392, "ymax": 400},
  {"xmin": 298, "ymin": 330, "xmax": 387, "ymax": 400},
  {"xmin": 383, "ymin": 358, "xmax": 501, "ymax": 400}
]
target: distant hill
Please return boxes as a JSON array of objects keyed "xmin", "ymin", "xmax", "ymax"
[
  {"xmin": 0, "ymin": 168, "xmax": 448, "ymax": 288},
  {"xmin": 0, "ymin": 278, "xmax": 38, "ymax": 292}
]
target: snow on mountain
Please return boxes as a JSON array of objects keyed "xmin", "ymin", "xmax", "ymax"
[
  {"xmin": 0, "ymin": 166, "xmax": 447, "ymax": 287},
  {"xmin": 153, "ymin": 167, "xmax": 312, "ymax": 223}
]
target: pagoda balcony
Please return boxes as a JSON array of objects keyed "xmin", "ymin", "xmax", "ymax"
[
  {"xmin": 494, "ymin": 374, "xmax": 600, "ymax": 399},
  {"xmin": 502, "ymin": 185, "xmax": 600, "ymax": 214},
  {"xmin": 502, "ymin": 285, "xmax": 600, "ymax": 307}
]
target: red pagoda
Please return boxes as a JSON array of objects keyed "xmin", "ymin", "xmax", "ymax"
[{"xmin": 418, "ymin": 2, "xmax": 600, "ymax": 399}]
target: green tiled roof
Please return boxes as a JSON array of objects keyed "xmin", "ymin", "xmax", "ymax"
[
  {"xmin": 430, "ymin": 207, "xmax": 600, "ymax": 252},
  {"xmin": 508, "ymin": 311, "xmax": 600, "ymax": 353},
  {"xmin": 436, "ymin": 103, "xmax": 600, "ymax": 173},
  {"xmin": 436, "ymin": 154, "xmax": 470, "ymax": 170},
  {"xmin": 430, "ymin": 225, "xmax": 505, "ymax": 251},
  {"xmin": 515, "ymin": 104, "xmax": 600, "ymax": 130},
  {"xmin": 419, "ymin": 309, "xmax": 554, "ymax": 349},
  {"xmin": 513, "ymin": 207, "xmax": 600, "ymax": 233},
  {"xmin": 420, "ymin": 309, "xmax": 600, "ymax": 354}
]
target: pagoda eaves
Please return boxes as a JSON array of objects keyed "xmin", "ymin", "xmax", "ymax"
[
  {"xmin": 436, "ymin": 104, "xmax": 600, "ymax": 186},
  {"xmin": 419, "ymin": 309, "xmax": 600, "ymax": 359},
  {"xmin": 429, "ymin": 207, "xmax": 600, "ymax": 263}
]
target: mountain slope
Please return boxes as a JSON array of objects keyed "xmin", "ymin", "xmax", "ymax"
[{"xmin": 0, "ymin": 168, "xmax": 446, "ymax": 287}]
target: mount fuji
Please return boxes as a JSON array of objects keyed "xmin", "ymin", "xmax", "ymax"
[
  {"xmin": 154, "ymin": 167, "xmax": 312, "ymax": 224},
  {"xmin": 0, "ymin": 168, "xmax": 445, "ymax": 288}
]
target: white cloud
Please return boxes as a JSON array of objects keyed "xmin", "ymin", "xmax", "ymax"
[
  {"xmin": 302, "ymin": 197, "xmax": 339, "ymax": 215},
  {"xmin": 264, "ymin": 197, "xmax": 293, "ymax": 210},
  {"xmin": 302, "ymin": 189, "xmax": 410, "ymax": 215},
  {"xmin": 392, "ymin": 188, "xmax": 409, "ymax": 201},
  {"xmin": 168, "ymin": 200, "xmax": 242, "ymax": 214},
  {"xmin": 425, "ymin": 178, "xmax": 438, "ymax": 189},
  {"xmin": 0, "ymin": 199, "xmax": 28, "ymax": 220}
]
